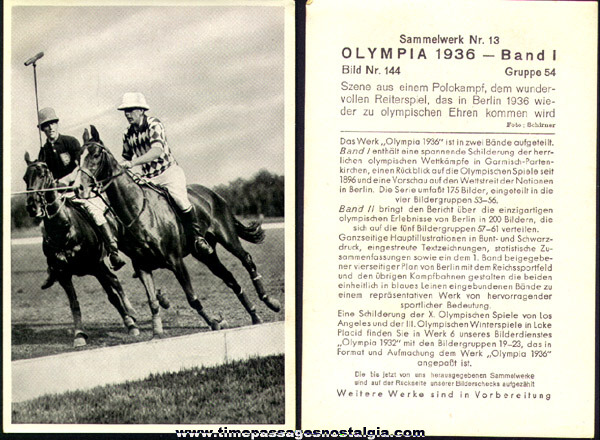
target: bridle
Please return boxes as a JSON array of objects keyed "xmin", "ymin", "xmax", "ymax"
[
  {"xmin": 79, "ymin": 141, "xmax": 126, "ymax": 195},
  {"xmin": 79, "ymin": 141, "xmax": 148, "ymax": 229},
  {"xmin": 25, "ymin": 162, "xmax": 66, "ymax": 220}
]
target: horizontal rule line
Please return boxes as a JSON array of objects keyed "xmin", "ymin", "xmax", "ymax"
[{"xmin": 340, "ymin": 131, "xmax": 556, "ymax": 135}]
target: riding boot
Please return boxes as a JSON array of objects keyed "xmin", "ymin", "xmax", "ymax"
[
  {"xmin": 99, "ymin": 223, "xmax": 126, "ymax": 271},
  {"xmin": 181, "ymin": 206, "xmax": 214, "ymax": 257}
]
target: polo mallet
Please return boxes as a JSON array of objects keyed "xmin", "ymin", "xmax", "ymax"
[{"xmin": 24, "ymin": 52, "xmax": 45, "ymax": 148}]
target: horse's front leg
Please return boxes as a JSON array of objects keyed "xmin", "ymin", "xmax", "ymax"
[
  {"xmin": 172, "ymin": 260, "xmax": 223, "ymax": 331},
  {"xmin": 134, "ymin": 265, "xmax": 164, "ymax": 337},
  {"xmin": 57, "ymin": 274, "xmax": 88, "ymax": 347},
  {"xmin": 94, "ymin": 262, "xmax": 139, "ymax": 337}
]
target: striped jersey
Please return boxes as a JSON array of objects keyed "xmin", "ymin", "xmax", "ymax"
[{"xmin": 122, "ymin": 115, "xmax": 176, "ymax": 178}]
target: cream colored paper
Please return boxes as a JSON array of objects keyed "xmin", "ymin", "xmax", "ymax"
[{"xmin": 304, "ymin": 1, "xmax": 596, "ymax": 437}]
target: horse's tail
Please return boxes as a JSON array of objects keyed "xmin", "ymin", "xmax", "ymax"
[{"xmin": 233, "ymin": 218, "xmax": 265, "ymax": 244}]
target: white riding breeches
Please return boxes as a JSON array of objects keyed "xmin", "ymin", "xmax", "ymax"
[
  {"xmin": 148, "ymin": 164, "xmax": 192, "ymax": 212},
  {"xmin": 67, "ymin": 193, "xmax": 108, "ymax": 225}
]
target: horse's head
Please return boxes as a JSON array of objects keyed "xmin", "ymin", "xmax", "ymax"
[
  {"xmin": 23, "ymin": 152, "xmax": 55, "ymax": 218},
  {"xmin": 77, "ymin": 125, "xmax": 121, "ymax": 199}
]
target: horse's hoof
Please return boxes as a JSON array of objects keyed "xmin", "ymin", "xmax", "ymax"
[
  {"xmin": 40, "ymin": 277, "xmax": 56, "ymax": 290},
  {"xmin": 110, "ymin": 256, "xmax": 126, "ymax": 271},
  {"xmin": 157, "ymin": 290, "xmax": 170, "ymax": 309},
  {"xmin": 263, "ymin": 296, "xmax": 281, "ymax": 312},
  {"xmin": 211, "ymin": 319, "xmax": 227, "ymax": 331},
  {"xmin": 129, "ymin": 327, "xmax": 140, "ymax": 337},
  {"xmin": 251, "ymin": 314, "xmax": 263, "ymax": 325},
  {"xmin": 73, "ymin": 336, "xmax": 87, "ymax": 347},
  {"xmin": 152, "ymin": 332, "xmax": 166, "ymax": 339}
]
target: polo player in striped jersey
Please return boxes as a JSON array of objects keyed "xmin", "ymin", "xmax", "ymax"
[{"xmin": 117, "ymin": 92, "xmax": 213, "ymax": 257}]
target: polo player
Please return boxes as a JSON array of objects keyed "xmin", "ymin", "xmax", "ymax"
[
  {"xmin": 37, "ymin": 107, "xmax": 126, "ymax": 289},
  {"xmin": 117, "ymin": 93, "xmax": 214, "ymax": 257}
]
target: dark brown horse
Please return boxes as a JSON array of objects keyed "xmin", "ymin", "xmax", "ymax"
[
  {"xmin": 23, "ymin": 153, "xmax": 139, "ymax": 346},
  {"xmin": 76, "ymin": 126, "xmax": 280, "ymax": 336}
]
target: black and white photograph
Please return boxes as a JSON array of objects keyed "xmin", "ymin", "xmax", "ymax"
[{"xmin": 6, "ymin": 1, "xmax": 294, "ymax": 430}]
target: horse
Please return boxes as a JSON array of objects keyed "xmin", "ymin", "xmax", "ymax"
[
  {"xmin": 76, "ymin": 126, "xmax": 281, "ymax": 337},
  {"xmin": 23, "ymin": 153, "xmax": 140, "ymax": 347}
]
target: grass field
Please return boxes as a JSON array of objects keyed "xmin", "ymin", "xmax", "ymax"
[
  {"xmin": 12, "ymin": 354, "xmax": 285, "ymax": 424},
  {"xmin": 11, "ymin": 224, "xmax": 285, "ymax": 360}
]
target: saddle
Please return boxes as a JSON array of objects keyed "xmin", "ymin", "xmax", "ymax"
[
  {"xmin": 130, "ymin": 174, "xmax": 212, "ymax": 246},
  {"xmin": 132, "ymin": 175, "xmax": 185, "ymax": 218}
]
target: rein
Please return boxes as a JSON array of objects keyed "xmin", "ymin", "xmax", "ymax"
[
  {"xmin": 44, "ymin": 193, "xmax": 68, "ymax": 219},
  {"xmin": 114, "ymin": 188, "xmax": 148, "ymax": 229},
  {"xmin": 81, "ymin": 141, "xmax": 149, "ymax": 230},
  {"xmin": 79, "ymin": 142, "xmax": 126, "ymax": 193},
  {"xmin": 25, "ymin": 166, "xmax": 67, "ymax": 220}
]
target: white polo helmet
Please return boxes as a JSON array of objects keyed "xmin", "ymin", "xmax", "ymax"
[{"xmin": 117, "ymin": 92, "xmax": 150, "ymax": 111}]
